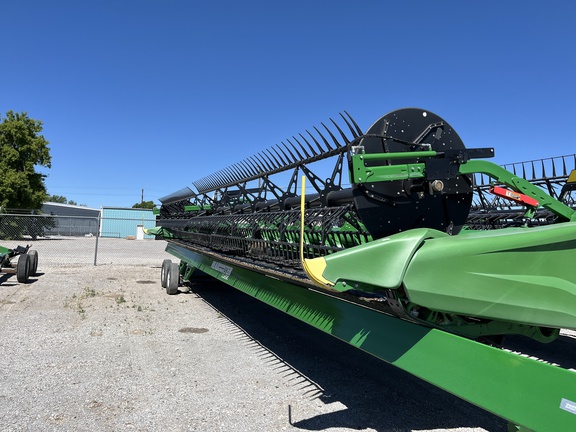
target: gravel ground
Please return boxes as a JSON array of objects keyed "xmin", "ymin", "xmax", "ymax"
[{"xmin": 0, "ymin": 258, "xmax": 507, "ymax": 431}]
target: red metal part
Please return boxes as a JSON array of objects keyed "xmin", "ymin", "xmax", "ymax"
[{"xmin": 490, "ymin": 185, "xmax": 539, "ymax": 207}]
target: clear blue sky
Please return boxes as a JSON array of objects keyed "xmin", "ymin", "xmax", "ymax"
[{"xmin": 1, "ymin": 1, "xmax": 575, "ymax": 209}]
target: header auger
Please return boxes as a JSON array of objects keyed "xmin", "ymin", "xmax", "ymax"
[{"xmin": 151, "ymin": 108, "xmax": 576, "ymax": 431}]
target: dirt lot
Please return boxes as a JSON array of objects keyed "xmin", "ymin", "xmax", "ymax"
[{"xmin": 0, "ymin": 257, "xmax": 506, "ymax": 431}]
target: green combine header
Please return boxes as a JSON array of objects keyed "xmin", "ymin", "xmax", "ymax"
[{"xmin": 151, "ymin": 108, "xmax": 576, "ymax": 431}]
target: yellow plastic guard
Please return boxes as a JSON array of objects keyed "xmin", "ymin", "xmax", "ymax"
[{"xmin": 303, "ymin": 256, "xmax": 332, "ymax": 286}]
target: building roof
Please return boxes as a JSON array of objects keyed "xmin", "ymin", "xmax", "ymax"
[
  {"xmin": 42, "ymin": 202, "xmax": 100, "ymax": 217},
  {"xmin": 44, "ymin": 202, "xmax": 100, "ymax": 211}
]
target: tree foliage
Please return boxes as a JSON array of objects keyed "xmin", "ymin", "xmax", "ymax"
[
  {"xmin": 0, "ymin": 111, "xmax": 51, "ymax": 210},
  {"xmin": 46, "ymin": 194, "xmax": 86, "ymax": 207},
  {"xmin": 132, "ymin": 200, "xmax": 156, "ymax": 209},
  {"xmin": 47, "ymin": 194, "xmax": 67, "ymax": 204}
]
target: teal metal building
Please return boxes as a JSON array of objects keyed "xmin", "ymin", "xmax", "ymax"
[{"xmin": 100, "ymin": 207, "xmax": 156, "ymax": 239}]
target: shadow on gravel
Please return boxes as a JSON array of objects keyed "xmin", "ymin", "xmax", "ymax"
[
  {"xmin": 185, "ymin": 278, "xmax": 507, "ymax": 432},
  {"xmin": 0, "ymin": 273, "xmax": 41, "ymax": 286}
]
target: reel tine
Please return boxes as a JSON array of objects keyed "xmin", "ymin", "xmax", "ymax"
[
  {"xmin": 241, "ymin": 158, "xmax": 258, "ymax": 176},
  {"xmin": 233, "ymin": 162, "xmax": 246, "ymax": 180},
  {"xmin": 222, "ymin": 167, "xmax": 235, "ymax": 183},
  {"xmin": 281, "ymin": 141, "xmax": 299, "ymax": 163},
  {"xmin": 208, "ymin": 175, "xmax": 217, "ymax": 190},
  {"xmin": 271, "ymin": 145, "xmax": 288, "ymax": 165},
  {"xmin": 216, "ymin": 171, "xmax": 227, "ymax": 186},
  {"xmin": 265, "ymin": 148, "xmax": 282, "ymax": 168},
  {"xmin": 228, "ymin": 168, "xmax": 239, "ymax": 183},
  {"xmin": 562, "ymin": 156, "xmax": 567, "ymax": 176},
  {"xmin": 251, "ymin": 152, "xmax": 267, "ymax": 171},
  {"xmin": 313, "ymin": 125, "xmax": 335, "ymax": 150},
  {"xmin": 189, "ymin": 111, "xmax": 361, "ymax": 194},
  {"xmin": 256, "ymin": 152, "xmax": 274, "ymax": 171},
  {"xmin": 243, "ymin": 157, "xmax": 256, "ymax": 174},
  {"xmin": 206, "ymin": 174, "xmax": 217, "ymax": 190},
  {"xmin": 230, "ymin": 165, "xmax": 243, "ymax": 182},
  {"xmin": 344, "ymin": 110, "xmax": 363, "ymax": 137},
  {"xmin": 552, "ymin": 158, "xmax": 557, "ymax": 178},
  {"xmin": 330, "ymin": 117, "xmax": 351, "ymax": 144},
  {"xmin": 321, "ymin": 122, "xmax": 343, "ymax": 148},
  {"xmin": 220, "ymin": 167, "xmax": 233, "ymax": 183},
  {"xmin": 522, "ymin": 162, "xmax": 526, "ymax": 180},
  {"xmin": 305, "ymin": 130, "xmax": 326, "ymax": 154},
  {"xmin": 531, "ymin": 161, "xmax": 536, "ymax": 180},
  {"xmin": 250, "ymin": 156, "xmax": 265, "ymax": 175},
  {"xmin": 260, "ymin": 150, "xmax": 278, "ymax": 170},
  {"xmin": 297, "ymin": 133, "xmax": 319, "ymax": 156},
  {"xmin": 340, "ymin": 112, "xmax": 360, "ymax": 138},
  {"xmin": 236, "ymin": 160, "xmax": 252, "ymax": 177},
  {"xmin": 293, "ymin": 135, "xmax": 317, "ymax": 157},
  {"xmin": 249, "ymin": 157, "xmax": 263, "ymax": 175},
  {"xmin": 541, "ymin": 159, "xmax": 546, "ymax": 179},
  {"xmin": 225, "ymin": 165, "xmax": 239, "ymax": 182},
  {"xmin": 204, "ymin": 174, "xmax": 214, "ymax": 189},
  {"xmin": 286, "ymin": 140, "xmax": 306, "ymax": 160},
  {"xmin": 288, "ymin": 137, "xmax": 311, "ymax": 159}
]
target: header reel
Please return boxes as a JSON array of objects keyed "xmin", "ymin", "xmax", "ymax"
[
  {"xmin": 161, "ymin": 108, "xmax": 499, "ymax": 242},
  {"xmin": 352, "ymin": 108, "xmax": 485, "ymax": 238}
]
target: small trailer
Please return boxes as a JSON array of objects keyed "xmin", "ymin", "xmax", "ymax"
[{"xmin": 0, "ymin": 244, "xmax": 38, "ymax": 283}]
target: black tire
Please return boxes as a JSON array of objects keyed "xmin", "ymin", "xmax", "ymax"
[
  {"xmin": 28, "ymin": 250, "xmax": 38, "ymax": 276},
  {"xmin": 160, "ymin": 259, "xmax": 171, "ymax": 288},
  {"xmin": 16, "ymin": 254, "xmax": 30, "ymax": 283},
  {"xmin": 166, "ymin": 262, "xmax": 179, "ymax": 295}
]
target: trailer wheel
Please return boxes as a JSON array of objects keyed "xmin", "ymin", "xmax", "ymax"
[
  {"xmin": 16, "ymin": 254, "xmax": 30, "ymax": 283},
  {"xmin": 28, "ymin": 250, "xmax": 38, "ymax": 276},
  {"xmin": 166, "ymin": 262, "xmax": 179, "ymax": 295},
  {"xmin": 160, "ymin": 259, "xmax": 171, "ymax": 288}
]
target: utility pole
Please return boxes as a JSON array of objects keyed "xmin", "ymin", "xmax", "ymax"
[{"xmin": 141, "ymin": 189, "xmax": 144, "ymax": 204}]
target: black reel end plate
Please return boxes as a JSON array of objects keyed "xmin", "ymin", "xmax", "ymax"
[{"xmin": 353, "ymin": 108, "xmax": 473, "ymax": 239}]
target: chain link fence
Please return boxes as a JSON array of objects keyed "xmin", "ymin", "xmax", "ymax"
[{"xmin": 0, "ymin": 213, "xmax": 173, "ymax": 267}]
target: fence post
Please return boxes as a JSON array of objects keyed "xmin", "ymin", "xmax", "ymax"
[{"xmin": 93, "ymin": 213, "xmax": 101, "ymax": 266}]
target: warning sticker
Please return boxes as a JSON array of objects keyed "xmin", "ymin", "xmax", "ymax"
[
  {"xmin": 560, "ymin": 398, "xmax": 576, "ymax": 415},
  {"xmin": 211, "ymin": 261, "xmax": 233, "ymax": 280}
]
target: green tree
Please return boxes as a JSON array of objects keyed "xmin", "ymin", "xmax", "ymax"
[
  {"xmin": 132, "ymin": 200, "xmax": 156, "ymax": 209},
  {"xmin": 47, "ymin": 194, "xmax": 67, "ymax": 204},
  {"xmin": 0, "ymin": 111, "xmax": 51, "ymax": 210},
  {"xmin": 46, "ymin": 195, "xmax": 87, "ymax": 207}
]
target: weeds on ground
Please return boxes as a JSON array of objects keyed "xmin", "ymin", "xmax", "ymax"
[{"xmin": 64, "ymin": 285, "xmax": 100, "ymax": 319}]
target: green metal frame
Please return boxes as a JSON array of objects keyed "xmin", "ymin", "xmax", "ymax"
[
  {"xmin": 350, "ymin": 151, "xmax": 576, "ymax": 221},
  {"xmin": 166, "ymin": 241, "xmax": 576, "ymax": 431}
]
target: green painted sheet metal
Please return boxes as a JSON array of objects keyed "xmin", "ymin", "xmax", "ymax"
[
  {"xmin": 321, "ymin": 228, "xmax": 447, "ymax": 291},
  {"xmin": 166, "ymin": 242, "xmax": 576, "ymax": 431},
  {"xmin": 143, "ymin": 226, "xmax": 173, "ymax": 238},
  {"xmin": 404, "ymin": 223, "xmax": 576, "ymax": 329}
]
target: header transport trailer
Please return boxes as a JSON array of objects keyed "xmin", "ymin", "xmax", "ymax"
[
  {"xmin": 149, "ymin": 108, "xmax": 576, "ymax": 431},
  {"xmin": 0, "ymin": 244, "xmax": 38, "ymax": 284}
]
